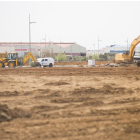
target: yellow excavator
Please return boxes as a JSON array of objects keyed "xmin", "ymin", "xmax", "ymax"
[
  {"xmin": 0, "ymin": 52, "xmax": 40, "ymax": 68},
  {"xmin": 115, "ymin": 35, "xmax": 140, "ymax": 65}
]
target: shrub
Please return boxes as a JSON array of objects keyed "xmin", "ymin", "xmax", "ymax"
[{"xmin": 55, "ymin": 52, "xmax": 67, "ymax": 62}]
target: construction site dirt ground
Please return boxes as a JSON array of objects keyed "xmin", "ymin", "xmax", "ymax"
[{"xmin": 1, "ymin": 67, "xmax": 140, "ymax": 140}]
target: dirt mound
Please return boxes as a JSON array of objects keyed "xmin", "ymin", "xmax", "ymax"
[
  {"xmin": 0, "ymin": 91, "xmax": 19, "ymax": 96},
  {"xmin": 47, "ymin": 91, "xmax": 61, "ymax": 98},
  {"xmin": 72, "ymin": 85, "xmax": 131, "ymax": 95},
  {"xmin": 45, "ymin": 81, "xmax": 69, "ymax": 86},
  {"xmin": 72, "ymin": 87, "xmax": 96, "ymax": 95},
  {"xmin": 51, "ymin": 97, "xmax": 93, "ymax": 103},
  {"xmin": 31, "ymin": 105, "xmax": 60, "ymax": 113},
  {"xmin": 0, "ymin": 104, "xmax": 31, "ymax": 123},
  {"xmin": 75, "ymin": 99, "xmax": 103, "ymax": 107},
  {"xmin": 102, "ymin": 85, "xmax": 113, "ymax": 90},
  {"xmin": 135, "ymin": 76, "xmax": 140, "ymax": 81}
]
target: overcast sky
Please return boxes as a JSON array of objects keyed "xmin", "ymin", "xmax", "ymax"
[{"xmin": 0, "ymin": 1, "xmax": 140, "ymax": 50}]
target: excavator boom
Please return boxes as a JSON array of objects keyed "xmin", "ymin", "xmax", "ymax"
[
  {"xmin": 115, "ymin": 35, "xmax": 140, "ymax": 62},
  {"xmin": 23, "ymin": 52, "xmax": 37, "ymax": 65},
  {"xmin": 129, "ymin": 35, "xmax": 140, "ymax": 60}
]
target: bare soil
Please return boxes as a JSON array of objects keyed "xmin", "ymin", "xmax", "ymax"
[
  {"xmin": 25, "ymin": 61, "xmax": 111, "ymax": 66},
  {"xmin": 0, "ymin": 67, "xmax": 140, "ymax": 140},
  {"xmin": 54, "ymin": 61, "xmax": 111, "ymax": 65}
]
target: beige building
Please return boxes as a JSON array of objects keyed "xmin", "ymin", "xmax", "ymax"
[{"xmin": 0, "ymin": 42, "xmax": 86, "ymax": 58}]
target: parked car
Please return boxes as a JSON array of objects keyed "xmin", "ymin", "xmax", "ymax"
[{"xmin": 37, "ymin": 57, "xmax": 55, "ymax": 67}]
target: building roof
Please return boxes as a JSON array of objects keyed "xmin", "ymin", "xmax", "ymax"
[{"xmin": 0, "ymin": 42, "xmax": 75, "ymax": 48}]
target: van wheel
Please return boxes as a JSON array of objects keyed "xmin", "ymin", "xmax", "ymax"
[{"xmin": 49, "ymin": 63, "xmax": 52, "ymax": 67}]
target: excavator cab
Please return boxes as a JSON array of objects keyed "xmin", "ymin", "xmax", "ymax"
[
  {"xmin": 7, "ymin": 53, "xmax": 18, "ymax": 61},
  {"xmin": 6, "ymin": 53, "xmax": 18, "ymax": 68},
  {"xmin": 123, "ymin": 51, "xmax": 129, "ymax": 55}
]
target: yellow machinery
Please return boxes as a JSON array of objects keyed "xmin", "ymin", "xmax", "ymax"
[
  {"xmin": 115, "ymin": 35, "xmax": 140, "ymax": 62},
  {"xmin": 0, "ymin": 52, "xmax": 38, "ymax": 68}
]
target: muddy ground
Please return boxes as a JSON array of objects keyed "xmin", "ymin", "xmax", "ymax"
[{"xmin": 0, "ymin": 67, "xmax": 140, "ymax": 140}]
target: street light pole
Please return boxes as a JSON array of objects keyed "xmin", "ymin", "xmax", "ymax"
[
  {"xmin": 49, "ymin": 38, "xmax": 50, "ymax": 51},
  {"xmin": 29, "ymin": 14, "xmax": 36, "ymax": 66},
  {"xmin": 60, "ymin": 39, "xmax": 61, "ymax": 52},
  {"xmin": 126, "ymin": 37, "xmax": 128, "ymax": 51},
  {"xmin": 98, "ymin": 36, "xmax": 102, "ymax": 60},
  {"xmin": 43, "ymin": 35, "xmax": 46, "ymax": 57},
  {"xmin": 92, "ymin": 43, "xmax": 95, "ymax": 57},
  {"xmin": 21, "ymin": 39, "xmax": 22, "ymax": 57}
]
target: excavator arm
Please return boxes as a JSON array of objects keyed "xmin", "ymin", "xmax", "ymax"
[
  {"xmin": 115, "ymin": 35, "xmax": 140, "ymax": 62},
  {"xmin": 23, "ymin": 52, "xmax": 37, "ymax": 65},
  {"xmin": 129, "ymin": 35, "xmax": 140, "ymax": 60}
]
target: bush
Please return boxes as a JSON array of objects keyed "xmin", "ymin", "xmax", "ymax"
[
  {"xmin": 93, "ymin": 54, "xmax": 99, "ymax": 61},
  {"xmin": 81, "ymin": 56, "xmax": 88, "ymax": 61},
  {"xmin": 73, "ymin": 56, "xmax": 80, "ymax": 61},
  {"xmin": 55, "ymin": 52, "xmax": 67, "ymax": 62}
]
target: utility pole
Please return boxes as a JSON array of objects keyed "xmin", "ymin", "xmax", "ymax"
[
  {"xmin": 43, "ymin": 35, "xmax": 46, "ymax": 57},
  {"xmin": 92, "ymin": 43, "xmax": 95, "ymax": 57},
  {"xmin": 98, "ymin": 36, "xmax": 102, "ymax": 60},
  {"xmin": 114, "ymin": 41, "xmax": 115, "ymax": 52},
  {"xmin": 21, "ymin": 39, "xmax": 22, "ymax": 57},
  {"xmin": 60, "ymin": 39, "xmax": 61, "ymax": 53},
  {"xmin": 29, "ymin": 14, "xmax": 36, "ymax": 66},
  {"xmin": 125, "ymin": 37, "xmax": 128, "ymax": 51},
  {"xmin": 40, "ymin": 40, "xmax": 41, "ymax": 57},
  {"xmin": 49, "ymin": 38, "xmax": 50, "ymax": 52},
  {"xmin": 71, "ymin": 44, "xmax": 72, "ymax": 57}
]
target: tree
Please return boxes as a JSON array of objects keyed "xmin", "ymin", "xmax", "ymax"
[
  {"xmin": 81, "ymin": 56, "xmax": 88, "ymax": 61},
  {"xmin": 55, "ymin": 52, "xmax": 67, "ymax": 62},
  {"xmin": 93, "ymin": 54, "xmax": 98, "ymax": 61}
]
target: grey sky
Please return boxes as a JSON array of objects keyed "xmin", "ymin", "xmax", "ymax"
[{"xmin": 0, "ymin": 1, "xmax": 140, "ymax": 50}]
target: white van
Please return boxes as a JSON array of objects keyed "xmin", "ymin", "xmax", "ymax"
[{"xmin": 37, "ymin": 57, "xmax": 55, "ymax": 67}]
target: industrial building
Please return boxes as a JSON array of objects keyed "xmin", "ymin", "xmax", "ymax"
[
  {"xmin": 0, "ymin": 42, "xmax": 86, "ymax": 58},
  {"xmin": 86, "ymin": 44, "xmax": 140, "ymax": 57},
  {"xmin": 102, "ymin": 44, "xmax": 140, "ymax": 53},
  {"xmin": 40, "ymin": 42, "xmax": 86, "ymax": 57},
  {"xmin": 86, "ymin": 50, "xmax": 105, "ymax": 57}
]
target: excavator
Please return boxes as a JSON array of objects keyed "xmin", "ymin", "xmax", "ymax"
[
  {"xmin": 115, "ymin": 35, "xmax": 140, "ymax": 66},
  {"xmin": 0, "ymin": 52, "xmax": 40, "ymax": 68}
]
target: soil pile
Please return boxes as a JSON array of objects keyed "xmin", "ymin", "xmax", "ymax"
[{"xmin": 0, "ymin": 104, "xmax": 30, "ymax": 123}]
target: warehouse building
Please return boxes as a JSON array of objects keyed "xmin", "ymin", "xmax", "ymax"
[
  {"xmin": 86, "ymin": 50, "xmax": 105, "ymax": 57},
  {"xmin": 102, "ymin": 44, "xmax": 140, "ymax": 53},
  {"xmin": 40, "ymin": 42, "xmax": 86, "ymax": 57},
  {"xmin": 86, "ymin": 44, "xmax": 140, "ymax": 57},
  {"xmin": 0, "ymin": 42, "xmax": 86, "ymax": 58}
]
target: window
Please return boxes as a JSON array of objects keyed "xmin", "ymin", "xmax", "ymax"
[
  {"xmin": 42, "ymin": 59, "xmax": 44, "ymax": 61},
  {"xmin": 45, "ymin": 59, "xmax": 48, "ymax": 61},
  {"xmin": 7, "ymin": 54, "xmax": 11, "ymax": 59}
]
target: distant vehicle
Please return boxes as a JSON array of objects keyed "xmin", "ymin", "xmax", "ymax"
[
  {"xmin": 0, "ymin": 52, "xmax": 39, "ymax": 68},
  {"xmin": 115, "ymin": 35, "xmax": 140, "ymax": 66},
  {"xmin": 133, "ymin": 52, "xmax": 140, "ymax": 63},
  {"xmin": 37, "ymin": 57, "xmax": 55, "ymax": 67}
]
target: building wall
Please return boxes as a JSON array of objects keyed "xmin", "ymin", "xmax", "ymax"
[
  {"xmin": 41, "ymin": 42, "xmax": 86, "ymax": 56},
  {"xmin": 86, "ymin": 50, "xmax": 105, "ymax": 57},
  {"xmin": 15, "ymin": 45, "xmax": 40, "ymax": 57},
  {"xmin": 102, "ymin": 45, "xmax": 140, "ymax": 53},
  {"xmin": 0, "ymin": 42, "xmax": 86, "ymax": 58}
]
